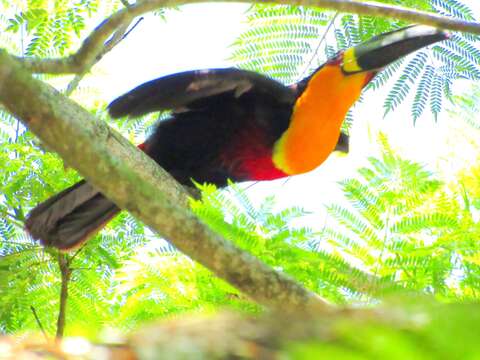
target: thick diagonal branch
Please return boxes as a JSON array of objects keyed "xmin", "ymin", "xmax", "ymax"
[{"xmin": 0, "ymin": 50, "xmax": 329, "ymax": 312}]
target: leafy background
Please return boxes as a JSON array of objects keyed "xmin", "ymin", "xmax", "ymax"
[{"xmin": 0, "ymin": 0, "xmax": 480, "ymax": 353}]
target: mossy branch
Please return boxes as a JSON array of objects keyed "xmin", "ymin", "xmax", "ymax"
[{"xmin": 0, "ymin": 50, "xmax": 329, "ymax": 312}]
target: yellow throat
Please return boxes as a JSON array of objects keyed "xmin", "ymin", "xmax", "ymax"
[{"xmin": 272, "ymin": 63, "xmax": 369, "ymax": 175}]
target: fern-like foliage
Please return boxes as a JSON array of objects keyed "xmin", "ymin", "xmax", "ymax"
[
  {"xmin": 320, "ymin": 134, "xmax": 480, "ymax": 300},
  {"xmin": 333, "ymin": 1, "xmax": 480, "ymax": 122},
  {"xmin": 190, "ymin": 182, "xmax": 397, "ymax": 304},
  {"xmin": 230, "ymin": 1, "xmax": 480, "ymax": 126},
  {"xmin": 230, "ymin": 4, "xmax": 329, "ymax": 84},
  {"xmin": 0, "ymin": 133, "xmax": 146, "ymax": 336},
  {"xmin": 447, "ymin": 82, "xmax": 480, "ymax": 130},
  {"xmin": 1, "ymin": 131, "xmax": 479, "ymax": 335},
  {"xmin": 5, "ymin": 0, "xmax": 120, "ymax": 57}
]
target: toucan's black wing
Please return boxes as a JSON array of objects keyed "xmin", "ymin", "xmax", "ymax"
[{"xmin": 108, "ymin": 68, "xmax": 297, "ymax": 118}]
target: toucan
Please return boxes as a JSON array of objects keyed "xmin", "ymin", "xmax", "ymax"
[{"xmin": 25, "ymin": 25, "xmax": 449, "ymax": 250}]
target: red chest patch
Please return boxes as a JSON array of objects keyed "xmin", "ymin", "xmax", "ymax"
[
  {"xmin": 241, "ymin": 154, "xmax": 288, "ymax": 181},
  {"xmin": 220, "ymin": 124, "xmax": 288, "ymax": 181}
]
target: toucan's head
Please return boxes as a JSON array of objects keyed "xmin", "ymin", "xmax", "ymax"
[{"xmin": 332, "ymin": 25, "xmax": 449, "ymax": 77}]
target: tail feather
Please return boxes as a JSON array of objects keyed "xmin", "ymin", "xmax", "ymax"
[{"xmin": 26, "ymin": 180, "xmax": 120, "ymax": 250}]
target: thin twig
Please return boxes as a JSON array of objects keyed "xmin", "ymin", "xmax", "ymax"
[
  {"xmin": 30, "ymin": 306, "xmax": 49, "ymax": 342},
  {"xmin": 299, "ymin": 11, "xmax": 339, "ymax": 78},
  {"xmin": 69, "ymin": 245, "xmax": 85, "ymax": 263},
  {"xmin": 65, "ymin": 15, "xmax": 144, "ymax": 96},
  {"xmin": 70, "ymin": 267, "xmax": 96, "ymax": 271},
  {"xmin": 104, "ymin": 16, "xmax": 144, "ymax": 51},
  {"xmin": 14, "ymin": 20, "xmax": 26, "ymax": 143}
]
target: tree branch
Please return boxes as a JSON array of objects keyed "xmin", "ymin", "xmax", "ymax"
[
  {"xmin": 13, "ymin": 0, "xmax": 480, "ymax": 75},
  {"xmin": 5, "ymin": 302, "xmax": 480, "ymax": 359},
  {"xmin": 0, "ymin": 50, "xmax": 329, "ymax": 312},
  {"xmin": 64, "ymin": 16, "xmax": 144, "ymax": 96},
  {"xmin": 56, "ymin": 253, "xmax": 71, "ymax": 341},
  {"xmin": 63, "ymin": 0, "xmax": 144, "ymax": 96},
  {"xmin": 124, "ymin": 303, "xmax": 480, "ymax": 358}
]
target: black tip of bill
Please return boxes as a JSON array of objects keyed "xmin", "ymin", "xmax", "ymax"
[{"xmin": 344, "ymin": 25, "xmax": 450, "ymax": 73}]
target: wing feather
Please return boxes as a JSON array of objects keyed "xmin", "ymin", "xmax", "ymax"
[{"xmin": 108, "ymin": 68, "xmax": 296, "ymax": 118}]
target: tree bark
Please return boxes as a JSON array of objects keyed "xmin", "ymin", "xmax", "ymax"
[
  {"xmin": 0, "ymin": 50, "xmax": 328, "ymax": 312},
  {"xmin": 56, "ymin": 254, "xmax": 71, "ymax": 341},
  {"xmin": 2, "ymin": 302, "xmax": 479, "ymax": 359}
]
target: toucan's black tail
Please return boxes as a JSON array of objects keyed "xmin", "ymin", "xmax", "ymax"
[{"xmin": 25, "ymin": 180, "xmax": 119, "ymax": 250}]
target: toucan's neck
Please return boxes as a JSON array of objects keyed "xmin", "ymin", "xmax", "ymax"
[{"xmin": 272, "ymin": 65, "xmax": 371, "ymax": 175}]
